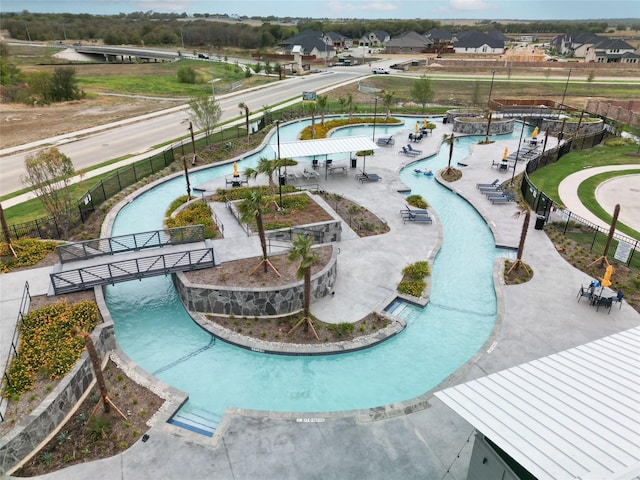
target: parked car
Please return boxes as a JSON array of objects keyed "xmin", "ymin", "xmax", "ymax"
[
  {"xmin": 198, "ymin": 53, "xmax": 209, "ymax": 59},
  {"xmin": 372, "ymin": 67, "xmax": 390, "ymax": 74}
]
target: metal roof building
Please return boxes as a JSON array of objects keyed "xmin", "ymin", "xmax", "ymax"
[{"xmin": 436, "ymin": 327, "xmax": 640, "ymax": 480}]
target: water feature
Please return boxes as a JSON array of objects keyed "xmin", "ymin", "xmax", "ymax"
[{"xmin": 106, "ymin": 118, "xmax": 532, "ymax": 434}]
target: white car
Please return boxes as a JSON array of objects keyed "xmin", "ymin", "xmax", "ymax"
[{"xmin": 372, "ymin": 67, "xmax": 390, "ymax": 74}]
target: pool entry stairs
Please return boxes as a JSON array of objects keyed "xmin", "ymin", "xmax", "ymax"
[
  {"xmin": 49, "ymin": 226, "xmax": 215, "ymax": 295},
  {"xmin": 169, "ymin": 405, "xmax": 220, "ymax": 437}
]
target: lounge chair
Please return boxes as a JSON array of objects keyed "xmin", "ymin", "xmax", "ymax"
[
  {"xmin": 476, "ymin": 179, "xmax": 499, "ymax": 188},
  {"xmin": 407, "ymin": 145, "xmax": 423, "ymax": 155},
  {"xmin": 490, "ymin": 193, "xmax": 515, "ymax": 204},
  {"xmin": 357, "ymin": 172, "xmax": 381, "ymax": 183},
  {"xmin": 403, "ymin": 212, "xmax": 432, "ymax": 224},
  {"xmin": 376, "ymin": 136, "xmax": 394, "ymax": 147},
  {"xmin": 479, "ymin": 184, "xmax": 504, "ymax": 193},
  {"xmin": 399, "ymin": 146, "xmax": 419, "ymax": 156}
]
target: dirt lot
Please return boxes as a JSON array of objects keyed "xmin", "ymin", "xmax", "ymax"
[{"xmin": 0, "ymin": 96, "xmax": 183, "ymax": 149}]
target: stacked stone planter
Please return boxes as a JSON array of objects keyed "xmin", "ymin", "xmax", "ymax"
[
  {"xmin": 541, "ymin": 117, "xmax": 604, "ymax": 136},
  {"xmin": 174, "ymin": 245, "xmax": 338, "ymax": 317}
]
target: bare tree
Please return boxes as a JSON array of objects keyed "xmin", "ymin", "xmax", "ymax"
[{"xmin": 23, "ymin": 147, "xmax": 75, "ymax": 237}]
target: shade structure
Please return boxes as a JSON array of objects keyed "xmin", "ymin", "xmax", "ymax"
[
  {"xmin": 532, "ymin": 126, "xmax": 539, "ymax": 138},
  {"xmin": 275, "ymin": 136, "xmax": 378, "ymax": 159},
  {"xmin": 502, "ymin": 147, "xmax": 509, "ymax": 160},
  {"xmin": 233, "ymin": 162, "xmax": 239, "ymax": 177}
]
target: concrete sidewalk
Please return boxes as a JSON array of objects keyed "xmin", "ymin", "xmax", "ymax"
[{"xmin": 2, "ymin": 127, "xmax": 639, "ymax": 479}]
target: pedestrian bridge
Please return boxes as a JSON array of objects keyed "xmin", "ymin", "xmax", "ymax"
[{"xmin": 49, "ymin": 226, "xmax": 215, "ymax": 295}]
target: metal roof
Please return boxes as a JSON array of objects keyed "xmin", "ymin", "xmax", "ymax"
[
  {"xmin": 435, "ymin": 327, "xmax": 640, "ymax": 480},
  {"xmin": 276, "ymin": 136, "xmax": 378, "ymax": 159}
]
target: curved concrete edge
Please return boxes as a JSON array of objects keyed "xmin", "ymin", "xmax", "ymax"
[
  {"xmin": 558, "ymin": 164, "xmax": 640, "ymax": 235},
  {"xmin": 189, "ymin": 310, "xmax": 406, "ymax": 356}
]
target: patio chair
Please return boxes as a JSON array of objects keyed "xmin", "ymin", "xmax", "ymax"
[
  {"xmin": 611, "ymin": 290, "xmax": 624, "ymax": 309},
  {"xmin": 577, "ymin": 285, "xmax": 593, "ymax": 303},
  {"xmin": 595, "ymin": 296, "xmax": 613, "ymax": 314}
]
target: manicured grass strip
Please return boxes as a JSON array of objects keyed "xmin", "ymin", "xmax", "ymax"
[{"xmin": 577, "ymin": 169, "xmax": 640, "ymax": 239}]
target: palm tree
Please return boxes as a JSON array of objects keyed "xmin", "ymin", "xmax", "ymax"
[
  {"xmin": 316, "ymin": 95, "xmax": 328, "ymax": 126},
  {"xmin": 381, "ymin": 90, "xmax": 394, "ymax": 120},
  {"xmin": 309, "ymin": 102, "xmax": 318, "ymax": 139},
  {"xmin": 345, "ymin": 93, "xmax": 355, "ymax": 120},
  {"xmin": 338, "ymin": 97, "xmax": 347, "ymax": 114},
  {"xmin": 238, "ymin": 190, "xmax": 280, "ymax": 276},
  {"xmin": 442, "ymin": 133, "xmax": 459, "ymax": 174},
  {"xmin": 238, "ymin": 102, "xmax": 250, "ymax": 139},
  {"xmin": 508, "ymin": 208, "xmax": 532, "ymax": 275},
  {"xmin": 244, "ymin": 157, "xmax": 278, "ymax": 196},
  {"xmin": 287, "ymin": 235, "xmax": 320, "ymax": 340}
]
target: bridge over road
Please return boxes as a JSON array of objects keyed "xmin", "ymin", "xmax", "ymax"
[{"xmin": 49, "ymin": 226, "xmax": 216, "ymax": 295}]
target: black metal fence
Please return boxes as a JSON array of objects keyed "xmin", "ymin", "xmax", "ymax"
[
  {"xmin": 520, "ymin": 129, "xmax": 638, "ymax": 271},
  {"xmin": 1, "ymin": 281, "xmax": 31, "ymax": 421}
]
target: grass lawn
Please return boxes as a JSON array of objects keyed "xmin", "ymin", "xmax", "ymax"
[{"xmin": 529, "ymin": 142, "xmax": 640, "ymax": 238}]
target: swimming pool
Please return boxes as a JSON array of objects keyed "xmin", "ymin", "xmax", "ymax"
[{"xmin": 106, "ymin": 118, "xmax": 531, "ymax": 433}]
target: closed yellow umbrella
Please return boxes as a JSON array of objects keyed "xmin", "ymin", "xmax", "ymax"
[
  {"xmin": 423, "ymin": 118, "xmax": 428, "ymax": 129},
  {"xmin": 532, "ymin": 126, "xmax": 539, "ymax": 139},
  {"xmin": 601, "ymin": 264, "xmax": 614, "ymax": 287},
  {"xmin": 233, "ymin": 162, "xmax": 239, "ymax": 177},
  {"xmin": 503, "ymin": 147, "xmax": 509, "ymax": 160},
  {"xmin": 415, "ymin": 121, "xmax": 420, "ymax": 133}
]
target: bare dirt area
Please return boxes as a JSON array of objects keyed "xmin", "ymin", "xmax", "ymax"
[{"xmin": 0, "ymin": 95, "xmax": 183, "ymax": 149}]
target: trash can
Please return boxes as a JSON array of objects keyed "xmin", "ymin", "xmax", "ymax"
[
  {"xmin": 351, "ymin": 157, "xmax": 357, "ymax": 168},
  {"xmin": 535, "ymin": 215, "xmax": 545, "ymax": 230},
  {"xmin": 443, "ymin": 117, "xmax": 448, "ymax": 124},
  {"xmin": 279, "ymin": 175, "xmax": 286, "ymax": 186}
]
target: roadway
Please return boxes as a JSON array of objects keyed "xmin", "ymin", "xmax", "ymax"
[{"xmin": 0, "ymin": 67, "xmax": 367, "ymax": 199}]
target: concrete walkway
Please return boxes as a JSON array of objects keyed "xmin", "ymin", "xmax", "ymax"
[{"xmin": 2, "ymin": 125, "xmax": 639, "ymax": 479}]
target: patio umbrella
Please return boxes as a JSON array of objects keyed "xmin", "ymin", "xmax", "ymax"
[
  {"xmin": 423, "ymin": 118, "xmax": 428, "ymax": 129},
  {"xmin": 601, "ymin": 264, "xmax": 614, "ymax": 288},
  {"xmin": 532, "ymin": 126, "xmax": 539, "ymax": 139},
  {"xmin": 503, "ymin": 147, "xmax": 509, "ymax": 160},
  {"xmin": 415, "ymin": 121, "xmax": 420, "ymax": 133},
  {"xmin": 233, "ymin": 162, "xmax": 239, "ymax": 177}
]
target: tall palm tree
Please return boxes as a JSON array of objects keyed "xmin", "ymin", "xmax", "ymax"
[
  {"xmin": 238, "ymin": 190, "xmax": 279, "ymax": 276},
  {"xmin": 381, "ymin": 90, "xmax": 394, "ymax": 120},
  {"xmin": 345, "ymin": 93, "xmax": 354, "ymax": 120},
  {"xmin": 442, "ymin": 133, "xmax": 459, "ymax": 174},
  {"xmin": 238, "ymin": 102, "xmax": 250, "ymax": 139},
  {"xmin": 338, "ymin": 97, "xmax": 347, "ymax": 114},
  {"xmin": 287, "ymin": 235, "xmax": 319, "ymax": 339},
  {"xmin": 309, "ymin": 102, "xmax": 318, "ymax": 139},
  {"xmin": 244, "ymin": 157, "xmax": 278, "ymax": 196},
  {"xmin": 508, "ymin": 208, "xmax": 532, "ymax": 275},
  {"xmin": 316, "ymin": 95, "xmax": 328, "ymax": 126}
]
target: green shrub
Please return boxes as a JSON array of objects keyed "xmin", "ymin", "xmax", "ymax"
[
  {"xmin": 402, "ymin": 261, "xmax": 431, "ymax": 279},
  {"xmin": 397, "ymin": 279, "xmax": 426, "ymax": 297},
  {"xmin": 327, "ymin": 323, "xmax": 354, "ymax": 336},
  {"xmin": 166, "ymin": 201, "xmax": 218, "ymax": 239},
  {"xmin": 1, "ymin": 238, "xmax": 62, "ymax": 273},
  {"xmin": 406, "ymin": 195, "xmax": 428, "ymax": 209}
]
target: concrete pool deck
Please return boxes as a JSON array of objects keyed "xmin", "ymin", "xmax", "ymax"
[{"xmin": 2, "ymin": 126, "xmax": 640, "ymax": 479}]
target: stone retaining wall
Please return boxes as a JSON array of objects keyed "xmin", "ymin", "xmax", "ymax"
[
  {"xmin": 0, "ymin": 324, "xmax": 115, "ymax": 475},
  {"xmin": 267, "ymin": 220, "xmax": 342, "ymax": 244},
  {"xmin": 174, "ymin": 246, "xmax": 338, "ymax": 317},
  {"xmin": 541, "ymin": 117, "xmax": 604, "ymax": 135},
  {"xmin": 453, "ymin": 117, "xmax": 515, "ymax": 135}
]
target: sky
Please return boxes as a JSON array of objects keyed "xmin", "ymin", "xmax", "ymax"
[{"xmin": 1, "ymin": 0, "xmax": 639, "ymax": 21}]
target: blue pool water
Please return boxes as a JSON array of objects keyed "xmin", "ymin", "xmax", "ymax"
[{"xmin": 106, "ymin": 118, "xmax": 530, "ymax": 430}]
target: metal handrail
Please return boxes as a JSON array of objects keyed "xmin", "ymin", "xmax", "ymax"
[{"xmin": 1, "ymin": 282, "xmax": 31, "ymax": 422}]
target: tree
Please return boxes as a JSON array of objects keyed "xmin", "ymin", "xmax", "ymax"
[
  {"xmin": 508, "ymin": 208, "xmax": 532, "ymax": 275},
  {"xmin": 345, "ymin": 93, "xmax": 355, "ymax": 119},
  {"xmin": 189, "ymin": 94, "xmax": 222, "ymax": 145},
  {"xmin": 287, "ymin": 235, "xmax": 320, "ymax": 340},
  {"xmin": 316, "ymin": 94, "xmax": 328, "ymax": 125},
  {"xmin": 238, "ymin": 190, "xmax": 279, "ymax": 276},
  {"xmin": 239, "ymin": 101, "xmax": 250, "ymax": 139},
  {"xmin": 309, "ymin": 101, "xmax": 318, "ymax": 139},
  {"xmin": 244, "ymin": 157, "xmax": 297, "ymax": 199},
  {"xmin": 177, "ymin": 65, "xmax": 196, "ymax": 84},
  {"xmin": 23, "ymin": 147, "xmax": 75, "ymax": 237},
  {"xmin": 411, "ymin": 75, "xmax": 434, "ymax": 114},
  {"xmin": 471, "ymin": 80, "xmax": 481, "ymax": 106},
  {"xmin": 381, "ymin": 90, "xmax": 394, "ymax": 120},
  {"xmin": 49, "ymin": 67, "xmax": 83, "ymax": 102},
  {"xmin": 442, "ymin": 133, "xmax": 459, "ymax": 174}
]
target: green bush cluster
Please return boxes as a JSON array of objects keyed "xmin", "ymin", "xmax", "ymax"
[
  {"xmin": 5, "ymin": 301, "xmax": 99, "ymax": 398},
  {"xmin": 299, "ymin": 117, "xmax": 401, "ymax": 140},
  {"xmin": 406, "ymin": 195, "xmax": 428, "ymax": 209},
  {"xmin": 165, "ymin": 201, "xmax": 218, "ymax": 239},
  {"xmin": 1, "ymin": 238, "xmax": 62, "ymax": 273},
  {"xmin": 327, "ymin": 323, "xmax": 355, "ymax": 337},
  {"xmin": 402, "ymin": 261, "xmax": 431, "ymax": 279},
  {"xmin": 397, "ymin": 279, "xmax": 427, "ymax": 297}
]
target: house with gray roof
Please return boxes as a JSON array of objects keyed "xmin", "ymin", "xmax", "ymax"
[
  {"xmin": 586, "ymin": 38, "xmax": 638, "ymax": 63},
  {"xmin": 358, "ymin": 30, "xmax": 390, "ymax": 47},
  {"xmin": 425, "ymin": 28, "xmax": 453, "ymax": 44},
  {"xmin": 279, "ymin": 29, "xmax": 335, "ymax": 61},
  {"xmin": 385, "ymin": 31, "xmax": 433, "ymax": 54},
  {"xmin": 453, "ymin": 30, "xmax": 504, "ymax": 54}
]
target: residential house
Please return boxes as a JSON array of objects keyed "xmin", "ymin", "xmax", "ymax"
[
  {"xmin": 358, "ymin": 30, "xmax": 390, "ymax": 47},
  {"xmin": 425, "ymin": 27, "xmax": 454, "ymax": 44},
  {"xmin": 324, "ymin": 31, "xmax": 350, "ymax": 51},
  {"xmin": 385, "ymin": 31, "xmax": 433, "ymax": 54},
  {"xmin": 453, "ymin": 30, "xmax": 505, "ymax": 54},
  {"xmin": 279, "ymin": 29, "xmax": 336, "ymax": 61},
  {"xmin": 585, "ymin": 38, "xmax": 638, "ymax": 63}
]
